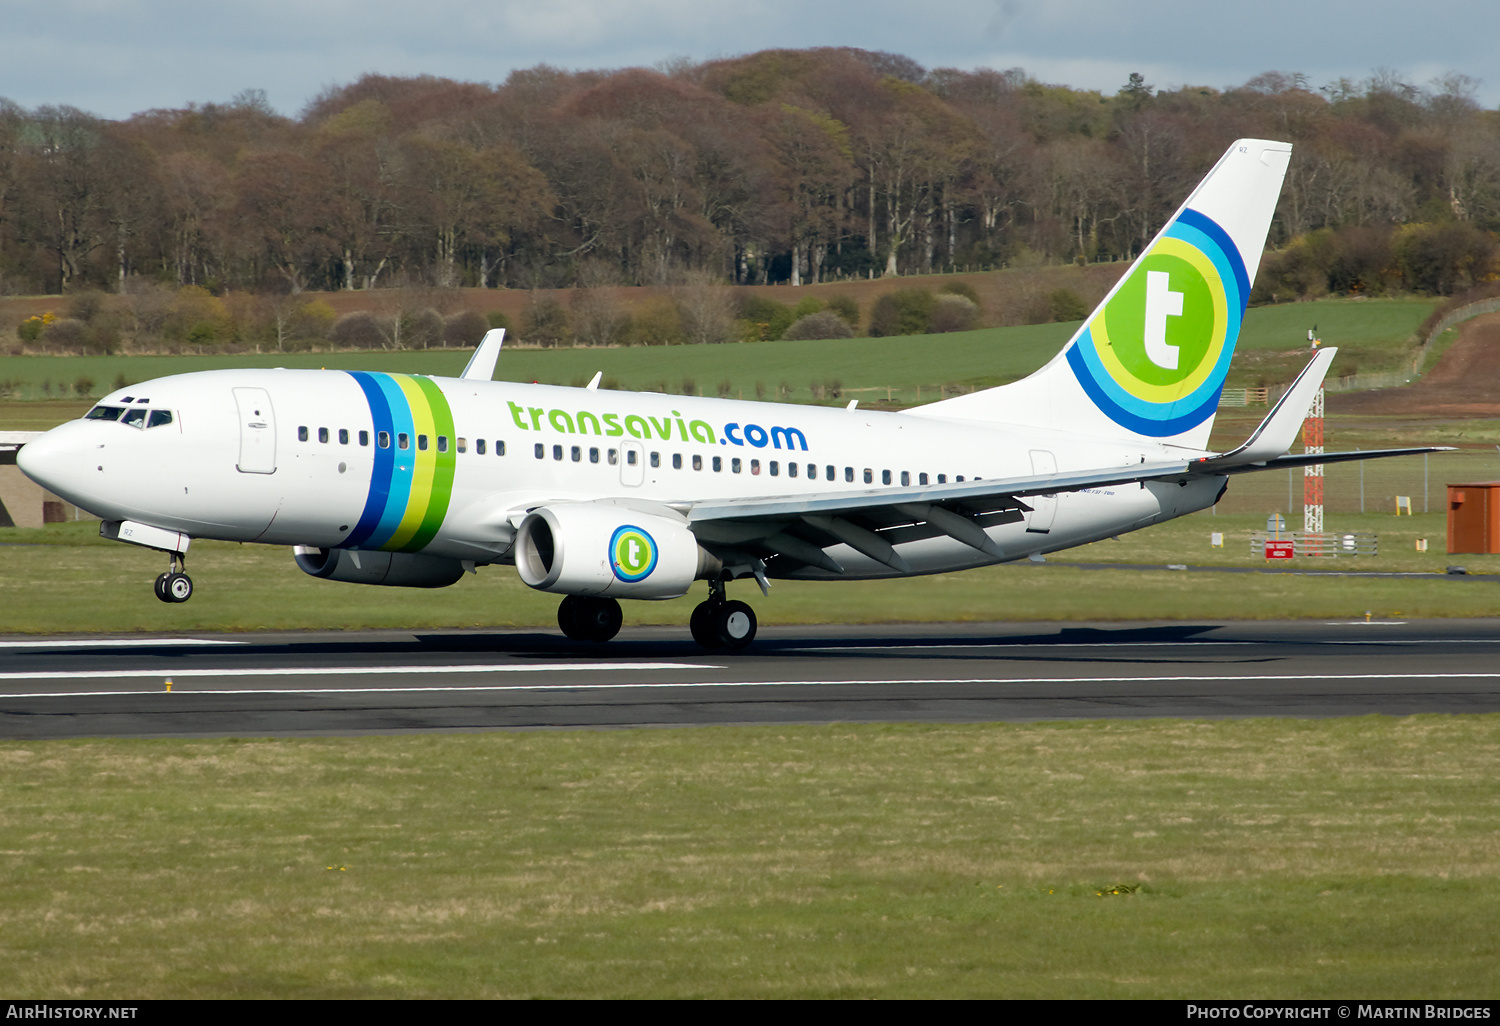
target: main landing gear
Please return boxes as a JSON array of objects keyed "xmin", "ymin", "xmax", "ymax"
[
  {"xmin": 689, "ymin": 579, "xmax": 757, "ymax": 651},
  {"xmin": 153, "ymin": 551, "xmax": 193, "ymax": 604},
  {"xmin": 557, "ymin": 594, "xmax": 623, "ymax": 643},
  {"xmin": 554, "ymin": 580, "xmax": 759, "ymax": 650}
]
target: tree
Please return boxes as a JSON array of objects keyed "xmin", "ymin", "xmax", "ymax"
[
  {"xmin": 232, "ymin": 149, "xmax": 332, "ymax": 292},
  {"xmin": 156, "ymin": 151, "xmax": 228, "ymax": 287},
  {"xmin": 764, "ymin": 105, "xmax": 853, "ymax": 285},
  {"xmin": 313, "ymin": 104, "xmax": 398, "ymax": 290},
  {"xmin": 18, "ymin": 106, "xmax": 114, "ymax": 291},
  {"xmin": 1118, "ymin": 72, "xmax": 1154, "ymax": 112}
]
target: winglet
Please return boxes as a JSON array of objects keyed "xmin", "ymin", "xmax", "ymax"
[
  {"xmin": 460, "ymin": 329, "xmax": 505, "ymax": 381},
  {"xmin": 1208, "ymin": 347, "xmax": 1337, "ymax": 468}
]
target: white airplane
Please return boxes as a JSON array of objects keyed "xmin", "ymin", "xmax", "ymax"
[{"xmin": 18, "ymin": 139, "xmax": 1437, "ymax": 649}]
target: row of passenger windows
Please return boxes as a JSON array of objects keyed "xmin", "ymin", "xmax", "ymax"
[
  {"xmin": 297, "ymin": 427, "xmax": 968, "ymax": 486},
  {"xmin": 530, "ymin": 442, "xmax": 967, "ymax": 485},
  {"xmin": 296, "ymin": 426, "xmax": 504, "ymax": 456}
]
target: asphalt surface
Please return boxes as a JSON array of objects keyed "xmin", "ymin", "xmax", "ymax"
[{"xmin": 4, "ymin": 619, "xmax": 1500, "ymax": 739}]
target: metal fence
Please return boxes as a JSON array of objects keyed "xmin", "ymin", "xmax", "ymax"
[
  {"xmin": 1217, "ymin": 387, "xmax": 1270, "ymax": 407},
  {"xmin": 1248, "ymin": 531, "xmax": 1379, "ymax": 557},
  {"xmin": 1213, "ymin": 448, "xmax": 1499, "ymax": 517}
]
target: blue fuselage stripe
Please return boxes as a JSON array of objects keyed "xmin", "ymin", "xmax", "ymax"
[
  {"xmin": 345, "ymin": 372, "xmax": 395, "ymax": 547},
  {"xmin": 365, "ymin": 374, "xmax": 417, "ymax": 549}
]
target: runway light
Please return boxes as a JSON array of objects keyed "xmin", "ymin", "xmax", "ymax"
[{"xmin": 164, "ymin": 678, "xmax": 172, "ymax": 691}]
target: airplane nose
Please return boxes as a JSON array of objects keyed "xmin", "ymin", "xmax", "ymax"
[
  {"xmin": 16, "ymin": 430, "xmax": 62, "ymax": 488},
  {"xmin": 17, "ymin": 425, "xmax": 96, "ymax": 505}
]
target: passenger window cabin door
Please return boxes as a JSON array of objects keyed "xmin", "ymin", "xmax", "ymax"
[
  {"xmin": 620, "ymin": 440, "xmax": 645, "ymax": 487},
  {"xmin": 233, "ymin": 387, "xmax": 277, "ymax": 474}
]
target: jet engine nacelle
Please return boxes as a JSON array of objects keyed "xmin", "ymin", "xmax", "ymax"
[
  {"xmin": 514, "ymin": 503, "xmax": 719, "ymax": 599},
  {"xmin": 293, "ymin": 546, "xmax": 466, "ymax": 588}
]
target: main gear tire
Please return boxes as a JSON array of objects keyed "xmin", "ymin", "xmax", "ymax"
[{"xmin": 713, "ymin": 600, "xmax": 757, "ymax": 650}]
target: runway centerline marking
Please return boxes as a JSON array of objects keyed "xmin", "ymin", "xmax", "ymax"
[
  {"xmin": 798, "ymin": 641, "xmax": 1258, "ymax": 651},
  {"xmin": 6, "ymin": 670, "xmax": 1500, "ymax": 701},
  {"xmin": 0, "ymin": 639, "xmax": 247, "ymax": 649},
  {"xmin": 801, "ymin": 639, "xmax": 1500, "ymax": 651},
  {"xmin": 0, "ymin": 662, "xmax": 713, "ymax": 683}
]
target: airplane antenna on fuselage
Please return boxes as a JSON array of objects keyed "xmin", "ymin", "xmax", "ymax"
[{"xmin": 460, "ymin": 329, "xmax": 505, "ymax": 381}]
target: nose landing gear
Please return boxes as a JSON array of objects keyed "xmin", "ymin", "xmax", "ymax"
[
  {"xmin": 153, "ymin": 552, "xmax": 193, "ymax": 603},
  {"xmin": 689, "ymin": 579, "xmax": 757, "ymax": 650}
]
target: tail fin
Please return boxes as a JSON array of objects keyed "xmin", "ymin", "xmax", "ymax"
[{"xmin": 909, "ymin": 138, "xmax": 1292, "ymax": 451}]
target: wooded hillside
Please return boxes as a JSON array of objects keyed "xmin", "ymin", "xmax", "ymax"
[{"xmin": 1, "ymin": 50, "xmax": 1496, "ymax": 303}]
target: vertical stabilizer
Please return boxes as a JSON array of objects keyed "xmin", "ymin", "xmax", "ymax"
[{"xmin": 908, "ymin": 139, "xmax": 1292, "ymax": 452}]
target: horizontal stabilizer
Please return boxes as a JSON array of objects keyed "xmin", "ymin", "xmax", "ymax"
[
  {"xmin": 460, "ymin": 329, "xmax": 505, "ymax": 382},
  {"xmin": 1212, "ymin": 446, "xmax": 1453, "ymax": 475}
]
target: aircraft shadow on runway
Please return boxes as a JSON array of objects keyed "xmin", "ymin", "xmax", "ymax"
[{"xmin": 25, "ymin": 622, "xmax": 1284, "ymax": 669}]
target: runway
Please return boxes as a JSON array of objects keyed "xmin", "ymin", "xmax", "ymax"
[{"xmin": 4, "ymin": 618, "xmax": 1500, "ymax": 739}]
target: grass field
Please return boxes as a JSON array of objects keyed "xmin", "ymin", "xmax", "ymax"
[
  {"xmin": 2, "ymin": 509, "xmax": 1498, "ymax": 636},
  {"xmin": 2, "ymin": 294, "xmax": 1487, "ymax": 1000},
  {"xmin": 3, "ymin": 719, "xmax": 1498, "ymax": 998},
  {"xmin": 0, "ymin": 297, "xmax": 1437, "ymax": 410}
]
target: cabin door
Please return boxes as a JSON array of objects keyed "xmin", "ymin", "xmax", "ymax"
[
  {"xmin": 1026, "ymin": 450, "xmax": 1057, "ymax": 533},
  {"xmin": 233, "ymin": 388, "xmax": 277, "ymax": 474}
]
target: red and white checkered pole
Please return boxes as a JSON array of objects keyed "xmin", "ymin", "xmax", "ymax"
[{"xmin": 1303, "ymin": 385, "xmax": 1324, "ymax": 535}]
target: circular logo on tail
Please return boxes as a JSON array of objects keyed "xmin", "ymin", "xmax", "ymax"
[
  {"xmin": 1066, "ymin": 208, "xmax": 1249, "ymax": 437},
  {"xmin": 610, "ymin": 525, "xmax": 658, "ymax": 582}
]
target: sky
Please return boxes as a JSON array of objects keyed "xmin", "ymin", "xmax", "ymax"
[{"xmin": 2, "ymin": 0, "xmax": 1497, "ymax": 120}]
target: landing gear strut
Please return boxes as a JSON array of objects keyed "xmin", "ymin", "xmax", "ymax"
[
  {"xmin": 557, "ymin": 594, "xmax": 623, "ymax": 643},
  {"xmin": 153, "ymin": 551, "xmax": 193, "ymax": 604},
  {"xmin": 690, "ymin": 578, "xmax": 757, "ymax": 650}
]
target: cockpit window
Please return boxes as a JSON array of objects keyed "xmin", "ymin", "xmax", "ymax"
[
  {"xmin": 121, "ymin": 408, "xmax": 148, "ymax": 428},
  {"xmin": 85, "ymin": 405, "xmax": 125, "ymax": 422},
  {"xmin": 147, "ymin": 409, "xmax": 173, "ymax": 428}
]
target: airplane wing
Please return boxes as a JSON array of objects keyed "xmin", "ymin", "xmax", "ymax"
[
  {"xmin": 500, "ymin": 345, "xmax": 1445, "ymax": 580},
  {"xmin": 682, "ymin": 431, "xmax": 1446, "ymax": 578},
  {"xmin": 683, "ymin": 460, "xmax": 1195, "ymax": 575}
]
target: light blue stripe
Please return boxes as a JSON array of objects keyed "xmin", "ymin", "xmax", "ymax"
[{"xmin": 364, "ymin": 374, "xmax": 417, "ymax": 550}]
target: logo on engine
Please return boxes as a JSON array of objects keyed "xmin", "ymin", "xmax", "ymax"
[{"xmin": 609, "ymin": 525, "xmax": 658, "ymax": 583}]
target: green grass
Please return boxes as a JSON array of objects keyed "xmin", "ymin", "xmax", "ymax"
[
  {"xmin": 1237, "ymin": 298, "xmax": 1433, "ymax": 354},
  {"xmin": 0, "ymin": 297, "xmax": 1437, "ymax": 413},
  {"xmin": 1228, "ymin": 298, "xmax": 1437, "ymax": 387},
  {"xmin": 3, "ymin": 719, "xmax": 1498, "ymax": 997},
  {"xmin": 2, "ymin": 511, "xmax": 1498, "ymax": 635}
]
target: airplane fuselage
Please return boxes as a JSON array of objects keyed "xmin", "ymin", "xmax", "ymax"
[{"xmin": 27, "ymin": 368, "xmax": 1225, "ymax": 582}]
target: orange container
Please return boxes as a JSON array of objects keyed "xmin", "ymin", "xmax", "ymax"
[{"xmin": 1447, "ymin": 482, "xmax": 1500, "ymax": 553}]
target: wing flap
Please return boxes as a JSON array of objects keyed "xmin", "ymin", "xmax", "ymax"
[{"xmin": 685, "ymin": 462, "xmax": 1192, "ymax": 525}]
